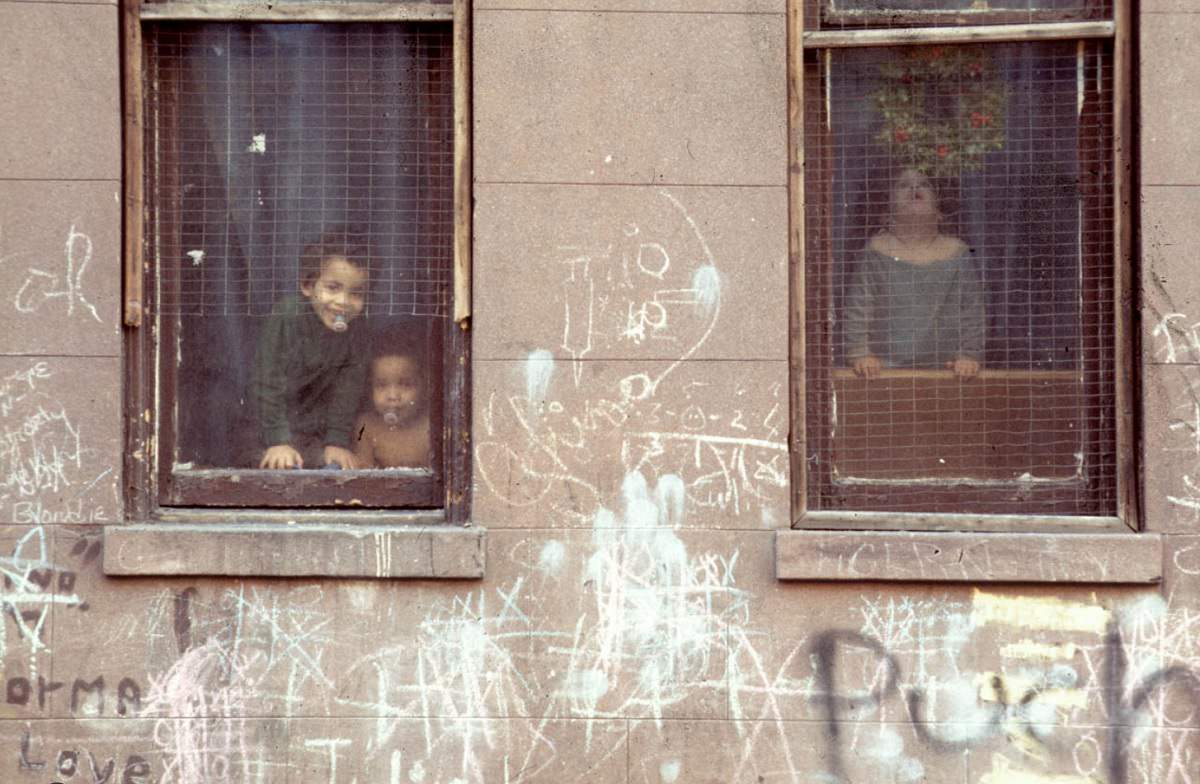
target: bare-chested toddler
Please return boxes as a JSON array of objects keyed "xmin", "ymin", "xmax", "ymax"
[{"xmin": 353, "ymin": 330, "xmax": 430, "ymax": 469}]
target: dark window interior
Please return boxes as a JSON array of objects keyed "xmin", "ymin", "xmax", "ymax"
[{"xmin": 144, "ymin": 22, "xmax": 456, "ymax": 507}]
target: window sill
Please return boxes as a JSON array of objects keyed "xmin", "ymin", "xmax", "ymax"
[
  {"xmin": 775, "ymin": 529, "xmax": 1162, "ymax": 584},
  {"xmin": 104, "ymin": 520, "xmax": 485, "ymax": 579}
]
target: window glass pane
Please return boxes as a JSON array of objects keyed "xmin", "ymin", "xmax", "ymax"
[
  {"xmin": 804, "ymin": 41, "xmax": 1115, "ymax": 515},
  {"xmin": 146, "ymin": 23, "xmax": 451, "ymax": 477}
]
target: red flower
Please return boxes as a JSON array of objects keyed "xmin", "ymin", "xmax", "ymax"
[
  {"xmin": 937, "ymin": 144, "xmax": 950, "ymax": 158},
  {"xmin": 894, "ymin": 129, "xmax": 911, "ymax": 144},
  {"xmin": 968, "ymin": 61, "xmax": 984, "ymax": 78},
  {"xmin": 925, "ymin": 46, "xmax": 945, "ymax": 61},
  {"xmin": 970, "ymin": 111, "xmax": 992, "ymax": 128}
]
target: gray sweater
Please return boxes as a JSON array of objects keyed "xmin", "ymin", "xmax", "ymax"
[{"xmin": 843, "ymin": 247, "xmax": 985, "ymax": 367}]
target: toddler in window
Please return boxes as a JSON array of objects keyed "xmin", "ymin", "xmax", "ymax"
[
  {"xmin": 844, "ymin": 167, "xmax": 985, "ymax": 378},
  {"xmin": 353, "ymin": 325, "xmax": 431, "ymax": 469},
  {"xmin": 249, "ymin": 230, "xmax": 370, "ymax": 469}
]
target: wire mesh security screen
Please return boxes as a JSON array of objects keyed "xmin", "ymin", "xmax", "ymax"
[
  {"xmin": 145, "ymin": 22, "xmax": 452, "ymax": 473},
  {"xmin": 809, "ymin": 0, "xmax": 1110, "ymax": 28},
  {"xmin": 804, "ymin": 41, "xmax": 1116, "ymax": 515}
]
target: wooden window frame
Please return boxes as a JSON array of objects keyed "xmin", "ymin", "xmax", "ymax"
[
  {"xmin": 811, "ymin": 0, "xmax": 1113, "ymax": 30},
  {"xmin": 787, "ymin": 0, "xmax": 1137, "ymax": 533},
  {"xmin": 121, "ymin": 0, "xmax": 474, "ymax": 524}
]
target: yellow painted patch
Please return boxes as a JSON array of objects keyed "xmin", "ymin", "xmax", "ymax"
[
  {"xmin": 979, "ymin": 755, "xmax": 1101, "ymax": 784},
  {"xmin": 972, "ymin": 590, "xmax": 1110, "ymax": 634},
  {"xmin": 1004, "ymin": 725, "xmax": 1048, "ymax": 763},
  {"xmin": 1000, "ymin": 641, "xmax": 1078, "ymax": 661}
]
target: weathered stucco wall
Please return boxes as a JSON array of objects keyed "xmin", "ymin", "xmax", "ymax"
[{"xmin": 0, "ymin": 0, "xmax": 1197, "ymax": 782}]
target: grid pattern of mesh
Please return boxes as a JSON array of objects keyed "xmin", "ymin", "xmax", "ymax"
[
  {"xmin": 805, "ymin": 0, "xmax": 1111, "ymax": 29},
  {"xmin": 804, "ymin": 40, "xmax": 1116, "ymax": 515},
  {"xmin": 143, "ymin": 22, "xmax": 454, "ymax": 471},
  {"xmin": 146, "ymin": 22, "xmax": 454, "ymax": 319}
]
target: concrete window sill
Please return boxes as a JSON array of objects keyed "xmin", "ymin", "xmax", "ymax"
[
  {"xmin": 104, "ymin": 522, "xmax": 485, "ymax": 579},
  {"xmin": 775, "ymin": 530, "xmax": 1162, "ymax": 584}
]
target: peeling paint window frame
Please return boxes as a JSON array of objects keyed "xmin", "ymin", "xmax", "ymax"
[
  {"xmin": 789, "ymin": 0, "xmax": 1137, "ymax": 532},
  {"xmin": 121, "ymin": 0, "xmax": 473, "ymax": 525}
]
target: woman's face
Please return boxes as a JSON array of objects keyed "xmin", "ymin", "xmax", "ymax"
[{"xmin": 890, "ymin": 168, "xmax": 939, "ymax": 219}]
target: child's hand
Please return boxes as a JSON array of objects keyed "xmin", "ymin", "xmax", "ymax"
[
  {"xmin": 853, "ymin": 355, "xmax": 882, "ymax": 378},
  {"xmin": 323, "ymin": 445, "xmax": 358, "ymax": 470},
  {"xmin": 261, "ymin": 444, "xmax": 303, "ymax": 469},
  {"xmin": 947, "ymin": 357, "xmax": 980, "ymax": 378}
]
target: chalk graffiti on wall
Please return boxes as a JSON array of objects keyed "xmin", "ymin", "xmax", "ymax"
[
  {"xmin": 1, "ymin": 225, "xmax": 102, "ymax": 323},
  {"xmin": 1, "ymin": 480, "xmax": 1169, "ymax": 784},
  {"xmin": 0, "ymin": 360, "xmax": 111, "ymax": 525},
  {"xmin": 476, "ymin": 190, "xmax": 788, "ymax": 529},
  {"xmin": 0, "ymin": 528, "xmax": 135, "ymax": 723},
  {"xmin": 554, "ymin": 191, "xmax": 722, "ymax": 380},
  {"xmin": 0, "ymin": 480, "xmax": 1194, "ymax": 784},
  {"xmin": 1156, "ymin": 373, "xmax": 1200, "ymax": 520},
  {"xmin": 0, "ymin": 198, "xmax": 1193, "ymax": 783},
  {"xmin": 1153, "ymin": 313, "xmax": 1200, "ymax": 365},
  {"xmin": 125, "ymin": 543, "xmax": 1197, "ymax": 783}
]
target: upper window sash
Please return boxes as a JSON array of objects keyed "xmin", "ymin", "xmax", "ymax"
[
  {"xmin": 122, "ymin": 0, "xmax": 469, "ymax": 329},
  {"xmin": 138, "ymin": 1, "xmax": 454, "ymax": 22},
  {"xmin": 806, "ymin": 0, "xmax": 1113, "ymax": 32},
  {"xmin": 802, "ymin": 20, "xmax": 1115, "ymax": 49}
]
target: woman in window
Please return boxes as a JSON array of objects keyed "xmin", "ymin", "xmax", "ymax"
[{"xmin": 844, "ymin": 166, "xmax": 985, "ymax": 379}]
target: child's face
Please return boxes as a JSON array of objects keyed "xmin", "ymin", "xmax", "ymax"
[
  {"xmin": 372, "ymin": 355, "xmax": 422, "ymax": 424},
  {"xmin": 890, "ymin": 168, "xmax": 938, "ymax": 219},
  {"xmin": 301, "ymin": 255, "xmax": 368, "ymax": 332}
]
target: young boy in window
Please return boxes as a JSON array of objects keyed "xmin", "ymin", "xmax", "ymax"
[{"xmin": 249, "ymin": 231, "xmax": 370, "ymax": 470}]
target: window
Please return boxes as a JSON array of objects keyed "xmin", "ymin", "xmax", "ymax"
[
  {"xmin": 793, "ymin": 0, "xmax": 1134, "ymax": 525},
  {"xmin": 123, "ymin": 0, "xmax": 471, "ymax": 521}
]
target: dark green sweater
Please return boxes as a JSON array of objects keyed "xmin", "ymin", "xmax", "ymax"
[{"xmin": 249, "ymin": 295, "xmax": 367, "ymax": 449}]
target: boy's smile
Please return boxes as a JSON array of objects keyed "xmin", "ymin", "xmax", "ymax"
[{"xmin": 301, "ymin": 256, "xmax": 368, "ymax": 331}]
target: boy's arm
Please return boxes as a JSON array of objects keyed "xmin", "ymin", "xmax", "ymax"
[
  {"xmin": 250, "ymin": 309, "xmax": 294, "ymax": 447},
  {"xmin": 324, "ymin": 348, "xmax": 369, "ymax": 449}
]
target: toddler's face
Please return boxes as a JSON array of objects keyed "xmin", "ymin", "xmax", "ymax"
[
  {"xmin": 301, "ymin": 256, "xmax": 367, "ymax": 332},
  {"xmin": 372, "ymin": 355, "xmax": 422, "ymax": 425}
]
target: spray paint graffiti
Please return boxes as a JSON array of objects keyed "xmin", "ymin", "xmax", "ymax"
[
  {"xmin": 808, "ymin": 592, "xmax": 1200, "ymax": 784},
  {"xmin": 0, "ymin": 516, "xmax": 1194, "ymax": 784},
  {"xmin": 0, "ymin": 192, "xmax": 1191, "ymax": 784}
]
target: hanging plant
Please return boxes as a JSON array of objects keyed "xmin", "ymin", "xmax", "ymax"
[{"xmin": 871, "ymin": 45, "xmax": 1009, "ymax": 178}]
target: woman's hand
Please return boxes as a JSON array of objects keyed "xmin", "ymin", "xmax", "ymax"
[
  {"xmin": 853, "ymin": 355, "xmax": 882, "ymax": 378},
  {"xmin": 323, "ymin": 445, "xmax": 358, "ymax": 470},
  {"xmin": 947, "ymin": 357, "xmax": 980, "ymax": 379},
  {"xmin": 261, "ymin": 444, "xmax": 303, "ymax": 469}
]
